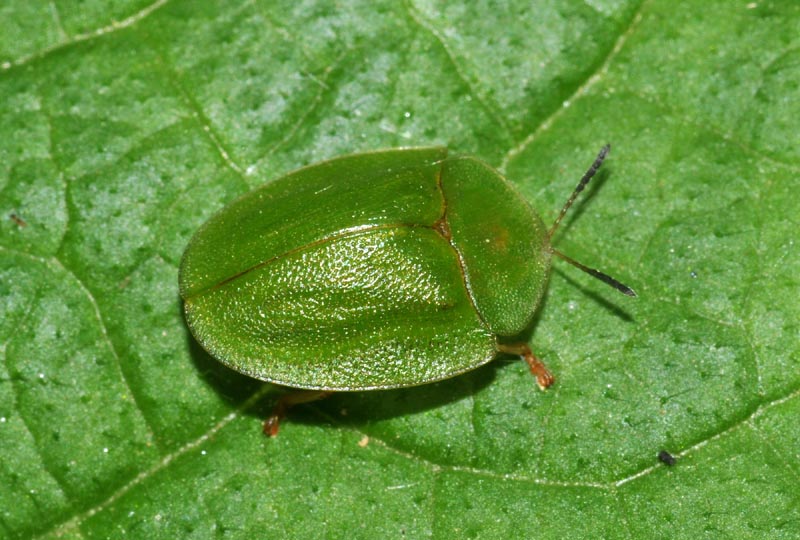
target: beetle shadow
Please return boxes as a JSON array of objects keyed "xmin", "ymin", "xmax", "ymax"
[{"xmin": 252, "ymin": 363, "xmax": 501, "ymax": 431}]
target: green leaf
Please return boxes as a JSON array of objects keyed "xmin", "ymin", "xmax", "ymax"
[{"xmin": 1, "ymin": 0, "xmax": 798, "ymax": 538}]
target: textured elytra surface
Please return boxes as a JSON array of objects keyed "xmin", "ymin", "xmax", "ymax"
[
  {"xmin": 1, "ymin": 1, "xmax": 799, "ymax": 539},
  {"xmin": 185, "ymin": 226, "xmax": 497, "ymax": 390}
]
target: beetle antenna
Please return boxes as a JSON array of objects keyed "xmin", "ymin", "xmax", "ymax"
[
  {"xmin": 551, "ymin": 249, "xmax": 636, "ymax": 297},
  {"xmin": 548, "ymin": 144, "xmax": 610, "ymax": 239},
  {"xmin": 548, "ymin": 144, "xmax": 637, "ymax": 297}
]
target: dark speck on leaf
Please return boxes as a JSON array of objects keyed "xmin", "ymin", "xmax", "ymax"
[
  {"xmin": 9, "ymin": 213, "xmax": 27, "ymax": 227},
  {"xmin": 658, "ymin": 450, "xmax": 677, "ymax": 466}
]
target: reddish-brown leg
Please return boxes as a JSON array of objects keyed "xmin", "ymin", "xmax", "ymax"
[
  {"xmin": 497, "ymin": 343, "xmax": 555, "ymax": 390},
  {"xmin": 263, "ymin": 390, "xmax": 331, "ymax": 437}
]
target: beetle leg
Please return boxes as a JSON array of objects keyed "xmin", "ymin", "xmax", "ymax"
[
  {"xmin": 263, "ymin": 390, "xmax": 331, "ymax": 437},
  {"xmin": 497, "ymin": 343, "xmax": 555, "ymax": 390}
]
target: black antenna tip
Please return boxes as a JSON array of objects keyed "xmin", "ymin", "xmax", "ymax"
[
  {"xmin": 589, "ymin": 266, "xmax": 637, "ymax": 298},
  {"xmin": 552, "ymin": 249, "xmax": 637, "ymax": 298},
  {"xmin": 618, "ymin": 284, "xmax": 638, "ymax": 297}
]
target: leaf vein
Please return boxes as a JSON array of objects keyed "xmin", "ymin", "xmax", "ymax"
[
  {"xmin": 500, "ymin": 0, "xmax": 651, "ymax": 171},
  {"xmin": 1, "ymin": 0, "xmax": 170, "ymax": 72},
  {"xmin": 39, "ymin": 384, "xmax": 273, "ymax": 538},
  {"xmin": 403, "ymin": 0, "xmax": 512, "ymax": 137},
  {"xmin": 49, "ymin": 257, "xmax": 160, "ymax": 447}
]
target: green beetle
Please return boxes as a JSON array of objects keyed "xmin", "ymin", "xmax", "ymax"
[{"xmin": 179, "ymin": 145, "xmax": 634, "ymax": 435}]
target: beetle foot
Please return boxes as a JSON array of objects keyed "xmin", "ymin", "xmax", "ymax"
[
  {"xmin": 263, "ymin": 409, "xmax": 285, "ymax": 437},
  {"xmin": 262, "ymin": 390, "xmax": 332, "ymax": 437},
  {"xmin": 526, "ymin": 356, "xmax": 555, "ymax": 390},
  {"xmin": 497, "ymin": 343, "xmax": 555, "ymax": 390}
]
